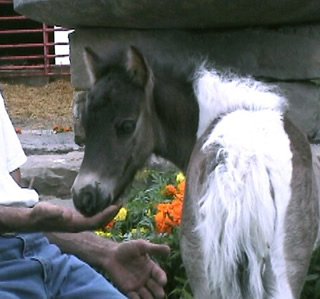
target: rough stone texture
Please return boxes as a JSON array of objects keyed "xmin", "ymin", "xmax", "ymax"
[
  {"xmin": 72, "ymin": 83, "xmax": 320, "ymax": 144},
  {"xmin": 72, "ymin": 91, "xmax": 86, "ymax": 146},
  {"xmin": 277, "ymin": 82, "xmax": 320, "ymax": 143},
  {"xmin": 13, "ymin": 0, "xmax": 320, "ymax": 29},
  {"xmin": 19, "ymin": 130, "xmax": 82, "ymax": 155},
  {"xmin": 20, "ymin": 152, "xmax": 83, "ymax": 199},
  {"xmin": 70, "ymin": 28, "xmax": 320, "ymax": 143},
  {"xmin": 70, "ymin": 27, "xmax": 320, "ymax": 89}
]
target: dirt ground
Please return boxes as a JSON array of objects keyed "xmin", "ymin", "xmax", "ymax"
[{"xmin": 0, "ymin": 79, "xmax": 74, "ymax": 130}]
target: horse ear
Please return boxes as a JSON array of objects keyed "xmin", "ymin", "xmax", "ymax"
[
  {"xmin": 126, "ymin": 46, "xmax": 152, "ymax": 87},
  {"xmin": 83, "ymin": 47, "xmax": 102, "ymax": 85}
]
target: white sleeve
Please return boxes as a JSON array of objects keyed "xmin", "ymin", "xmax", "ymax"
[
  {"xmin": 0, "ymin": 93, "xmax": 27, "ymax": 172},
  {"xmin": 0, "ymin": 92, "xmax": 38, "ymax": 207}
]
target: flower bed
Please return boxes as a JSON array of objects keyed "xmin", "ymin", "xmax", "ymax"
[
  {"xmin": 95, "ymin": 166, "xmax": 192, "ymax": 298},
  {"xmin": 95, "ymin": 166, "xmax": 320, "ymax": 299}
]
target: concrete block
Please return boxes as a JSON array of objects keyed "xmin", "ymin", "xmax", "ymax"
[
  {"xmin": 13, "ymin": 0, "xmax": 320, "ymax": 29},
  {"xmin": 69, "ymin": 28, "xmax": 320, "ymax": 89}
]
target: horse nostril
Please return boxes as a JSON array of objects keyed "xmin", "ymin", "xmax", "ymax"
[
  {"xmin": 82, "ymin": 190, "xmax": 97, "ymax": 216},
  {"xmin": 73, "ymin": 185, "xmax": 99, "ymax": 217},
  {"xmin": 73, "ymin": 183, "xmax": 113, "ymax": 217}
]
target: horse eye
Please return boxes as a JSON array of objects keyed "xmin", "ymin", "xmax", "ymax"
[{"xmin": 117, "ymin": 120, "xmax": 136, "ymax": 135}]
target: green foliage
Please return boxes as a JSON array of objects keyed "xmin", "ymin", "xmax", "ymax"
[
  {"xmin": 301, "ymin": 246, "xmax": 320, "ymax": 299},
  {"xmin": 96, "ymin": 166, "xmax": 320, "ymax": 299},
  {"xmin": 96, "ymin": 166, "xmax": 192, "ymax": 298}
]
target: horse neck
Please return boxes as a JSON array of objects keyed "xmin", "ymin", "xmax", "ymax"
[{"xmin": 152, "ymin": 76, "xmax": 199, "ymax": 172}]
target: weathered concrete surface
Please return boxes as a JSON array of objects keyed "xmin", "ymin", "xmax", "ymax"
[
  {"xmin": 277, "ymin": 82, "xmax": 320, "ymax": 143},
  {"xmin": 72, "ymin": 92, "xmax": 86, "ymax": 146},
  {"xmin": 13, "ymin": 0, "xmax": 320, "ymax": 29},
  {"xmin": 20, "ymin": 151, "xmax": 83, "ymax": 199},
  {"xmin": 18, "ymin": 129, "xmax": 82, "ymax": 155},
  {"xmin": 70, "ymin": 27, "xmax": 320, "ymax": 89},
  {"xmin": 73, "ymin": 89, "xmax": 320, "ymax": 145},
  {"xmin": 72, "ymin": 83, "xmax": 320, "ymax": 144}
]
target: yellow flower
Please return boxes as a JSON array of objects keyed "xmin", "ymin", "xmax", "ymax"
[
  {"xmin": 114, "ymin": 207, "xmax": 128, "ymax": 221},
  {"xmin": 95, "ymin": 230, "xmax": 113, "ymax": 238},
  {"xmin": 139, "ymin": 227, "xmax": 148, "ymax": 234},
  {"xmin": 131, "ymin": 227, "xmax": 148, "ymax": 235},
  {"xmin": 176, "ymin": 172, "xmax": 186, "ymax": 183},
  {"xmin": 145, "ymin": 209, "xmax": 152, "ymax": 216}
]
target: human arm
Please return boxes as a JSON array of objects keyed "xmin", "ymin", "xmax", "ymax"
[
  {"xmin": 46, "ymin": 231, "xmax": 170, "ymax": 299},
  {"xmin": 0, "ymin": 168, "xmax": 119, "ymax": 232},
  {"xmin": 0, "ymin": 200, "xmax": 121, "ymax": 233},
  {"xmin": 9, "ymin": 170, "xmax": 170, "ymax": 298}
]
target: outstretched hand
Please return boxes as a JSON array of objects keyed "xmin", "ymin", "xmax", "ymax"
[
  {"xmin": 29, "ymin": 201, "xmax": 121, "ymax": 232},
  {"xmin": 103, "ymin": 239, "xmax": 170, "ymax": 299}
]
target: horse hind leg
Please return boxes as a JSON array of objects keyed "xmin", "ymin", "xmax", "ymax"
[{"xmin": 265, "ymin": 176, "xmax": 318, "ymax": 299}]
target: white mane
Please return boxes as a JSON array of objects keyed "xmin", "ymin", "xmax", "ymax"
[{"xmin": 193, "ymin": 66, "xmax": 288, "ymax": 138}]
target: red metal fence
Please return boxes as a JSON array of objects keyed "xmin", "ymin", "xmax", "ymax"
[{"xmin": 0, "ymin": 0, "xmax": 71, "ymax": 78}]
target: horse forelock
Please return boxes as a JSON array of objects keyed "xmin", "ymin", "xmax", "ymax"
[{"xmin": 193, "ymin": 65, "xmax": 288, "ymax": 139}]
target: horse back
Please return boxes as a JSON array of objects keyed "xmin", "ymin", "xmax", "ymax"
[{"xmin": 181, "ymin": 111, "xmax": 318, "ymax": 299}]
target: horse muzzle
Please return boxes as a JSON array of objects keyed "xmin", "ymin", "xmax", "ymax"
[{"xmin": 72, "ymin": 174, "xmax": 113, "ymax": 217}]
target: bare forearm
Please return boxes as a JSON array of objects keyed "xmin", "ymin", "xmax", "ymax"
[
  {"xmin": 0, "ymin": 203, "xmax": 74, "ymax": 233},
  {"xmin": 0, "ymin": 206, "xmax": 33, "ymax": 232},
  {"xmin": 0, "ymin": 201, "xmax": 120, "ymax": 233},
  {"xmin": 45, "ymin": 231, "xmax": 117, "ymax": 269}
]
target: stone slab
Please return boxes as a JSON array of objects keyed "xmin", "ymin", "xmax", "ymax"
[
  {"xmin": 72, "ymin": 91, "xmax": 86, "ymax": 146},
  {"xmin": 69, "ymin": 27, "xmax": 320, "ymax": 89},
  {"xmin": 18, "ymin": 129, "xmax": 82, "ymax": 155},
  {"xmin": 20, "ymin": 151, "xmax": 83, "ymax": 198},
  {"xmin": 13, "ymin": 0, "xmax": 320, "ymax": 29}
]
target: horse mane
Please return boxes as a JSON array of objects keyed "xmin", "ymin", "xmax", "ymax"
[{"xmin": 193, "ymin": 65, "xmax": 288, "ymax": 138}]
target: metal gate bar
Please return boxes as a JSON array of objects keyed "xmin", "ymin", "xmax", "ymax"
[{"xmin": 0, "ymin": 0, "xmax": 71, "ymax": 78}]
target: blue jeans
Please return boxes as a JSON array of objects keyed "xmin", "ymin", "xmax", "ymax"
[{"xmin": 0, "ymin": 233, "xmax": 127, "ymax": 299}]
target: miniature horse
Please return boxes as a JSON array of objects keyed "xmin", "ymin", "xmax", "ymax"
[{"xmin": 72, "ymin": 46, "xmax": 319, "ymax": 299}]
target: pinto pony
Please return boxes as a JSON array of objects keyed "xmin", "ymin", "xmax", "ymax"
[{"xmin": 72, "ymin": 46, "xmax": 319, "ymax": 299}]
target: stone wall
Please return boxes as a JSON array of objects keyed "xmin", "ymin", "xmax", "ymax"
[
  {"xmin": 70, "ymin": 28, "xmax": 320, "ymax": 143},
  {"xmin": 13, "ymin": 0, "xmax": 320, "ymax": 144}
]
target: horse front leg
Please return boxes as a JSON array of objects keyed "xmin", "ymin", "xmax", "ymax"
[{"xmin": 180, "ymin": 232, "xmax": 214, "ymax": 299}]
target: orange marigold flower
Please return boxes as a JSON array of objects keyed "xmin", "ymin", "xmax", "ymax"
[
  {"xmin": 154, "ymin": 198, "xmax": 183, "ymax": 233},
  {"xmin": 177, "ymin": 181, "xmax": 186, "ymax": 195},
  {"xmin": 164, "ymin": 184, "xmax": 177, "ymax": 196},
  {"xmin": 105, "ymin": 220, "xmax": 115, "ymax": 229},
  {"xmin": 174, "ymin": 193, "xmax": 184, "ymax": 201},
  {"xmin": 62, "ymin": 125, "xmax": 72, "ymax": 132}
]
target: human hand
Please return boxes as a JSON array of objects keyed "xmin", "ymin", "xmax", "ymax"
[
  {"xmin": 29, "ymin": 201, "xmax": 121, "ymax": 232},
  {"xmin": 103, "ymin": 239, "xmax": 170, "ymax": 299}
]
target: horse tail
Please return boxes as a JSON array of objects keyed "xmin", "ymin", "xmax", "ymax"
[{"xmin": 195, "ymin": 110, "xmax": 291, "ymax": 299}]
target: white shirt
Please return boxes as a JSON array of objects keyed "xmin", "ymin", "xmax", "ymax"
[{"xmin": 0, "ymin": 92, "xmax": 38, "ymax": 207}]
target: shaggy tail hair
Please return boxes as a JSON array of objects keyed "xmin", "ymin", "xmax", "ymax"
[{"xmin": 196, "ymin": 128, "xmax": 277, "ymax": 299}]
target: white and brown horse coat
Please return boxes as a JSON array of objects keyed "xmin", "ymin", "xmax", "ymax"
[
  {"xmin": 180, "ymin": 67, "xmax": 318, "ymax": 299},
  {"xmin": 74, "ymin": 46, "xmax": 318, "ymax": 299}
]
